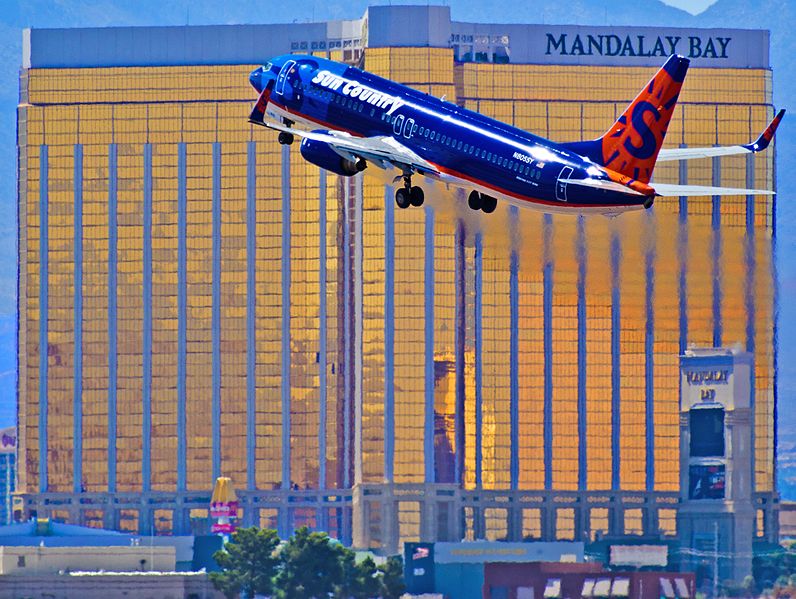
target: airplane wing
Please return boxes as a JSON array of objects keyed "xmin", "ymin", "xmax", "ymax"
[
  {"xmin": 650, "ymin": 183, "xmax": 774, "ymax": 197},
  {"xmin": 656, "ymin": 109, "xmax": 785, "ymax": 162},
  {"xmin": 260, "ymin": 119, "xmax": 441, "ymax": 177},
  {"xmin": 563, "ymin": 178, "xmax": 774, "ymax": 198}
]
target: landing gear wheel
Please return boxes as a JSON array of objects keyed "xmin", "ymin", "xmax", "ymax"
[
  {"xmin": 395, "ymin": 187, "xmax": 411, "ymax": 209},
  {"xmin": 278, "ymin": 131, "xmax": 294, "ymax": 145},
  {"xmin": 468, "ymin": 190, "xmax": 482, "ymax": 211},
  {"xmin": 409, "ymin": 186, "xmax": 425, "ymax": 207},
  {"xmin": 643, "ymin": 196, "xmax": 654, "ymax": 209},
  {"xmin": 481, "ymin": 195, "xmax": 497, "ymax": 214}
]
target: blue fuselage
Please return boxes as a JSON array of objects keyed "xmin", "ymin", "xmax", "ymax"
[{"xmin": 250, "ymin": 54, "xmax": 646, "ymax": 211}]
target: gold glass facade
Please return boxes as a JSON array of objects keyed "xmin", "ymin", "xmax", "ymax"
[{"xmin": 17, "ymin": 22, "xmax": 776, "ymax": 546}]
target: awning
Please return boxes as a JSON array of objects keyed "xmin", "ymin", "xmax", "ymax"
[
  {"xmin": 594, "ymin": 579, "xmax": 612, "ymax": 597},
  {"xmin": 675, "ymin": 578, "xmax": 691, "ymax": 598},
  {"xmin": 582, "ymin": 579, "xmax": 596, "ymax": 597},
  {"xmin": 611, "ymin": 578, "xmax": 630, "ymax": 597},
  {"xmin": 544, "ymin": 578, "xmax": 562, "ymax": 598},
  {"xmin": 660, "ymin": 578, "xmax": 675, "ymax": 598}
]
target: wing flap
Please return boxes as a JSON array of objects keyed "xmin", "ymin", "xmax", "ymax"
[
  {"xmin": 657, "ymin": 108, "xmax": 785, "ymax": 162},
  {"xmin": 562, "ymin": 178, "xmax": 646, "ymax": 196},
  {"xmin": 652, "ymin": 183, "xmax": 774, "ymax": 197}
]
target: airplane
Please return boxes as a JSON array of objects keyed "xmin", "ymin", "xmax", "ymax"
[{"xmin": 248, "ymin": 53, "xmax": 784, "ymax": 216}]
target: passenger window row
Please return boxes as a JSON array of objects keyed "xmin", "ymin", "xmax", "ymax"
[{"xmin": 381, "ymin": 109, "xmax": 543, "ymax": 180}]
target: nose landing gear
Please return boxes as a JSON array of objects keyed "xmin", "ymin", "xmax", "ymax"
[
  {"xmin": 277, "ymin": 119, "xmax": 295, "ymax": 145},
  {"xmin": 395, "ymin": 173, "xmax": 424, "ymax": 209}
]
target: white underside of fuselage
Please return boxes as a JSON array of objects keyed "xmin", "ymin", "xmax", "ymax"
[{"xmin": 264, "ymin": 102, "xmax": 645, "ymax": 217}]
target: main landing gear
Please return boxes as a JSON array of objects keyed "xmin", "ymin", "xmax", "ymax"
[
  {"xmin": 395, "ymin": 173, "xmax": 424, "ymax": 209},
  {"xmin": 468, "ymin": 190, "xmax": 497, "ymax": 213}
]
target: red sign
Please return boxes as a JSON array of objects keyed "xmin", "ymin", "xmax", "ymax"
[
  {"xmin": 210, "ymin": 501, "xmax": 239, "ymax": 519},
  {"xmin": 212, "ymin": 522, "xmax": 236, "ymax": 534}
]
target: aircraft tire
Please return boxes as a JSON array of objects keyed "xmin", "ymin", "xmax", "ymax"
[
  {"xmin": 468, "ymin": 190, "xmax": 482, "ymax": 211},
  {"xmin": 395, "ymin": 188, "xmax": 411, "ymax": 209},
  {"xmin": 481, "ymin": 195, "xmax": 497, "ymax": 213},
  {"xmin": 409, "ymin": 186, "xmax": 424, "ymax": 206},
  {"xmin": 278, "ymin": 131, "xmax": 294, "ymax": 145}
]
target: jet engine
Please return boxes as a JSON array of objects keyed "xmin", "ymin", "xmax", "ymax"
[{"xmin": 299, "ymin": 134, "xmax": 365, "ymax": 177}]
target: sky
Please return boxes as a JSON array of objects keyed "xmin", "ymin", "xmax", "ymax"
[
  {"xmin": 659, "ymin": 0, "xmax": 718, "ymax": 14},
  {"xmin": 2, "ymin": 0, "xmax": 795, "ymax": 495}
]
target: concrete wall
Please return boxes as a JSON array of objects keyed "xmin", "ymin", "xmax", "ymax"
[
  {"xmin": 0, "ymin": 574, "xmax": 223, "ymax": 599},
  {"xmin": 0, "ymin": 546, "xmax": 176, "ymax": 575}
]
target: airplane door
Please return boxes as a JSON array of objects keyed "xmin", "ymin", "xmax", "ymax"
[
  {"xmin": 402, "ymin": 118, "xmax": 415, "ymax": 138},
  {"xmin": 275, "ymin": 59, "xmax": 297, "ymax": 96},
  {"xmin": 556, "ymin": 166, "xmax": 573, "ymax": 201},
  {"xmin": 392, "ymin": 114, "xmax": 405, "ymax": 136}
]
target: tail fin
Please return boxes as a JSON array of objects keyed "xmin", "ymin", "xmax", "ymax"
[{"xmin": 562, "ymin": 54, "xmax": 689, "ymax": 184}]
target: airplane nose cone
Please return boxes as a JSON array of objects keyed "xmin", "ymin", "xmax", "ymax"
[{"xmin": 249, "ymin": 67, "xmax": 265, "ymax": 92}]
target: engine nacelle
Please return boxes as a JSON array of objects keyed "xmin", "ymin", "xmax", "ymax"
[{"xmin": 299, "ymin": 133, "xmax": 363, "ymax": 177}]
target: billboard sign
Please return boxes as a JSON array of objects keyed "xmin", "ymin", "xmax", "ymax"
[
  {"xmin": 210, "ymin": 501, "xmax": 238, "ymax": 519},
  {"xmin": 689, "ymin": 464, "xmax": 726, "ymax": 499},
  {"xmin": 610, "ymin": 544, "xmax": 668, "ymax": 567},
  {"xmin": 404, "ymin": 542, "xmax": 435, "ymax": 594}
]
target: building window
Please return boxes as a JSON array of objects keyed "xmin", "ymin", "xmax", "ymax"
[{"xmin": 689, "ymin": 408, "xmax": 724, "ymax": 457}]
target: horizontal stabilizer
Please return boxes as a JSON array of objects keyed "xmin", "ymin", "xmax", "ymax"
[
  {"xmin": 652, "ymin": 183, "xmax": 775, "ymax": 197},
  {"xmin": 657, "ymin": 108, "xmax": 785, "ymax": 162}
]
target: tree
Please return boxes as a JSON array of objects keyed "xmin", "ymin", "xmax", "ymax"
[
  {"xmin": 378, "ymin": 555, "xmax": 406, "ymax": 599},
  {"xmin": 335, "ymin": 550, "xmax": 381, "ymax": 599},
  {"xmin": 275, "ymin": 526, "xmax": 344, "ymax": 598},
  {"xmin": 210, "ymin": 526, "xmax": 281, "ymax": 599}
]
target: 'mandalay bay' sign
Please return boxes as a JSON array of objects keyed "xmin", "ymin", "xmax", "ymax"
[
  {"xmin": 452, "ymin": 22, "xmax": 770, "ymax": 69},
  {"xmin": 545, "ymin": 33, "xmax": 731, "ymax": 60},
  {"xmin": 532, "ymin": 26, "xmax": 768, "ymax": 68}
]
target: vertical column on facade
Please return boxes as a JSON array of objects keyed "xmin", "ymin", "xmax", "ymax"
[
  {"xmin": 576, "ymin": 216, "xmax": 587, "ymax": 491},
  {"xmin": 246, "ymin": 141, "xmax": 257, "ymax": 498},
  {"xmin": 342, "ymin": 179, "xmax": 352, "ymax": 490},
  {"xmin": 509, "ymin": 207, "xmax": 519, "ymax": 494},
  {"xmin": 353, "ymin": 174, "xmax": 364, "ymax": 488},
  {"xmin": 384, "ymin": 186, "xmax": 395, "ymax": 485},
  {"xmin": 543, "ymin": 214, "xmax": 553, "ymax": 493},
  {"xmin": 73, "ymin": 144, "xmax": 83, "ymax": 495},
  {"xmin": 317, "ymin": 170, "xmax": 328, "ymax": 533},
  {"xmin": 39, "ymin": 144, "xmax": 48, "ymax": 494},
  {"xmin": 509, "ymin": 208, "xmax": 521, "ymax": 541},
  {"xmin": 176, "ymin": 143, "xmax": 187, "ymax": 494},
  {"xmin": 744, "ymin": 152, "xmax": 757, "ymax": 495},
  {"xmin": 279, "ymin": 144, "xmax": 291, "ymax": 537},
  {"xmin": 318, "ymin": 170, "xmax": 328, "ymax": 493},
  {"xmin": 678, "ymin": 145, "xmax": 689, "ymax": 355},
  {"xmin": 424, "ymin": 206, "xmax": 435, "ymax": 484},
  {"xmin": 474, "ymin": 232, "xmax": 483, "ymax": 490},
  {"xmin": 107, "ymin": 143, "xmax": 118, "ymax": 496},
  {"xmin": 142, "ymin": 143, "xmax": 152, "ymax": 493},
  {"xmin": 644, "ymin": 213, "xmax": 656, "ymax": 534},
  {"xmin": 610, "ymin": 231, "xmax": 621, "ymax": 533},
  {"xmin": 211, "ymin": 142, "xmax": 222, "ymax": 483},
  {"xmin": 712, "ymin": 154, "xmax": 723, "ymax": 347},
  {"xmin": 454, "ymin": 221, "xmax": 466, "ymax": 486}
]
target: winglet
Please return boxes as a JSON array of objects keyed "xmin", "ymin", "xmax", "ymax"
[
  {"xmin": 743, "ymin": 108, "xmax": 785, "ymax": 152},
  {"xmin": 248, "ymin": 87, "xmax": 271, "ymax": 127}
]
